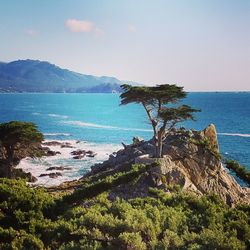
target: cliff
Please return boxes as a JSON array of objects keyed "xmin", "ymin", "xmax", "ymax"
[{"xmin": 85, "ymin": 124, "xmax": 249, "ymax": 206}]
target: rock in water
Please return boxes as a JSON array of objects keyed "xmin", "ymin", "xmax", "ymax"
[
  {"xmin": 46, "ymin": 166, "xmax": 72, "ymax": 171},
  {"xmin": 39, "ymin": 172, "xmax": 62, "ymax": 178},
  {"xmin": 43, "ymin": 141, "xmax": 62, "ymax": 147},
  {"xmin": 71, "ymin": 149, "xmax": 96, "ymax": 159}
]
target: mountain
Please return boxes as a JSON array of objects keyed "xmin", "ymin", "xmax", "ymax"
[{"xmin": 0, "ymin": 59, "xmax": 140, "ymax": 93}]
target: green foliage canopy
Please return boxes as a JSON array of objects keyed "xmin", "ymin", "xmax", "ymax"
[
  {"xmin": 0, "ymin": 121, "xmax": 43, "ymax": 148},
  {"xmin": 0, "ymin": 177, "xmax": 249, "ymax": 249},
  {"xmin": 0, "ymin": 121, "xmax": 43, "ymax": 161},
  {"xmin": 225, "ymin": 159, "xmax": 250, "ymax": 186},
  {"xmin": 120, "ymin": 84, "xmax": 200, "ymax": 157}
]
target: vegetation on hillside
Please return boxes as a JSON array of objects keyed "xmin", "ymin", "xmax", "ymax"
[
  {"xmin": 0, "ymin": 91, "xmax": 249, "ymax": 249},
  {"xmin": 0, "ymin": 167, "xmax": 249, "ymax": 249},
  {"xmin": 225, "ymin": 160, "xmax": 250, "ymax": 186},
  {"xmin": 0, "ymin": 59, "xmax": 124, "ymax": 93}
]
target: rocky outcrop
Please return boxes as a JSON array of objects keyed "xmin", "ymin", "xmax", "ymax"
[
  {"xmin": 201, "ymin": 124, "xmax": 219, "ymax": 153},
  {"xmin": 71, "ymin": 150, "xmax": 96, "ymax": 159},
  {"xmin": 46, "ymin": 166, "xmax": 72, "ymax": 171},
  {"xmin": 89, "ymin": 124, "xmax": 250, "ymax": 206},
  {"xmin": 39, "ymin": 172, "xmax": 62, "ymax": 178},
  {"xmin": 42, "ymin": 141, "xmax": 74, "ymax": 148},
  {"xmin": 42, "ymin": 147, "xmax": 61, "ymax": 156},
  {"xmin": 43, "ymin": 141, "xmax": 62, "ymax": 147}
]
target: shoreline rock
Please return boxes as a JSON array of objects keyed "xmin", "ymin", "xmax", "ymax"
[
  {"xmin": 86, "ymin": 124, "xmax": 250, "ymax": 206},
  {"xmin": 71, "ymin": 149, "xmax": 96, "ymax": 159},
  {"xmin": 42, "ymin": 141, "xmax": 62, "ymax": 147},
  {"xmin": 46, "ymin": 166, "xmax": 72, "ymax": 171},
  {"xmin": 39, "ymin": 172, "xmax": 62, "ymax": 178}
]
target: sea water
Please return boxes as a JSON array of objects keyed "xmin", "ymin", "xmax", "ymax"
[{"xmin": 0, "ymin": 92, "xmax": 249, "ymax": 186}]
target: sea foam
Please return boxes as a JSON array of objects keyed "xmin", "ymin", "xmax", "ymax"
[
  {"xmin": 17, "ymin": 140, "xmax": 121, "ymax": 187},
  {"xmin": 218, "ymin": 133, "xmax": 250, "ymax": 138},
  {"xmin": 44, "ymin": 133, "xmax": 71, "ymax": 136},
  {"xmin": 63, "ymin": 120, "xmax": 152, "ymax": 132},
  {"xmin": 48, "ymin": 114, "xmax": 68, "ymax": 119}
]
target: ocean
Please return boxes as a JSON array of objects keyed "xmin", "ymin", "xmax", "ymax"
[{"xmin": 0, "ymin": 92, "xmax": 249, "ymax": 186}]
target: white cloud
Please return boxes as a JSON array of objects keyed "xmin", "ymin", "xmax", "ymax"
[
  {"xmin": 128, "ymin": 25, "xmax": 136, "ymax": 32},
  {"xmin": 65, "ymin": 19, "xmax": 95, "ymax": 33}
]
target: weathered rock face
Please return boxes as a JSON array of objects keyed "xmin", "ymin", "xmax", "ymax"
[
  {"xmin": 201, "ymin": 124, "xmax": 219, "ymax": 153},
  {"xmin": 136, "ymin": 156, "xmax": 249, "ymax": 206},
  {"xmin": 90, "ymin": 124, "xmax": 250, "ymax": 206}
]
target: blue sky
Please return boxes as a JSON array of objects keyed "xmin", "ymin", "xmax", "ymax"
[{"xmin": 0, "ymin": 0, "xmax": 249, "ymax": 91}]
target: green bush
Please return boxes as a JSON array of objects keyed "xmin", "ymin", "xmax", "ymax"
[
  {"xmin": 225, "ymin": 160, "xmax": 250, "ymax": 186},
  {"xmin": 0, "ymin": 176, "xmax": 249, "ymax": 249},
  {"xmin": 63, "ymin": 164, "xmax": 152, "ymax": 204}
]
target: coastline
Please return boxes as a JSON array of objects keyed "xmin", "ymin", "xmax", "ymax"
[{"xmin": 16, "ymin": 139, "xmax": 121, "ymax": 187}]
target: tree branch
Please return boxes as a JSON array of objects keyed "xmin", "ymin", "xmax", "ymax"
[{"xmin": 142, "ymin": 102, "xmax": 157, "ymax": 136}]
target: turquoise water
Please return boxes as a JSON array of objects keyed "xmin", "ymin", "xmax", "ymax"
[{"xmin": 0, "ymin": 93, "xmax": 249, "ymax": 185}]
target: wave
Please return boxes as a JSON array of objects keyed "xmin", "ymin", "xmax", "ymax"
[
  {"xmin": 44, "ymin": 133, "xmax": 71, "ymax": 136},
  {"xmin": 48, "ymin": 114, "xmax": 68, "ymax": 119},
  {"xmin": 65, "ymin": 121, "xmax": 115, "ymax": 129},
  {"xmin": 32, "ymin": 113, "xmax": 68, "ymax": 119},
  {"xmin": 218, "ymin": 133, "xmax": 250, "ymax": 138},
  {"xmin": 17, "ymin": 139, "xmax": 122, "ymax": 187},
  {"xmin": 63, "ymin": 120, "xmax": 152, "ymax": 132},
  {"xmin": 63, "ymin": 121, "xmax": 250, "ymax": 136}
]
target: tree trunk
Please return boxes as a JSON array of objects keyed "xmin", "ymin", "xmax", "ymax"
[
  {"xmin": 155, "ymin": 138, "xmax": 159, "ymax": 158},
  {"xmin": 158, "ymin": 135, "xmax": 163, "ymax": 158},
  {"xmin": 5, "ymin": 145, "xmax": 14, "ymax": 178},
  {"xmin": 155, "ymin": 130, "xmax": 163, "ymax": 158},
  {"xmin": 155, "ymin": 126, "xmax": 166, "ymax": 158}
]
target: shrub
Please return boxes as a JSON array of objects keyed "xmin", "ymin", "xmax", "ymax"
[
  {"xmin": 225, "ymin": 160, "xmax": 250, "ymax": 186},
  {"xmin": 0, "ymin": 177, "xmax": 249, "ymax": 249}
]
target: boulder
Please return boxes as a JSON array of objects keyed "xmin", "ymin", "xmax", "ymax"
[
  {"xmin": 71, "ymin": 150, "xmax": 86, "ymax": 156},
  {"xmin": 39, "ymin": 172, "xmax": 62, "ymax": 178},
  {"xmin": 43, "ymin": 141, "xmax": 62, "ymax": 147},
  {"xmin": 86, "ymin": 150, "xmax": 97, "ymax": 157},
  {"xmin": 73, "ymin": 155, "xmax": 85, "ymax": 160},
  {"xmin": 61, "ymin": 142, "xmax": 74, "ymax": 148},
  {"xmin": 71, "ymin": 149, "xmax": 96, "ymax": 159},
  {"xmin": 46, "ymin": 150, "xmax": 61, "ymax": 156},
  {"xmin": 46, "ymin": 166, "xmax": 72, "ymax": 171}
]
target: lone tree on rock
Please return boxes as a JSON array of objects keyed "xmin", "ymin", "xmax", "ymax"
[
  {"xmin": 120, "ymin": 84, "xmax": 200, "ymax": 158},
  {"xmin": 0, "ymin": 121, "xmax": 43, "ymax": 178}
]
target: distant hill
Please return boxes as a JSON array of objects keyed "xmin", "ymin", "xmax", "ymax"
[{"xmin": 0, "ymin": 59, "xmax": 140, "ymax": 93}]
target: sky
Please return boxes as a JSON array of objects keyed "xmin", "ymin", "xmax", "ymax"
[{"xmin": 0, "ymin": 0, "xmax": 249, "ymax": 91}]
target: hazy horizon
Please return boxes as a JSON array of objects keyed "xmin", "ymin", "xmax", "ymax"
[{"xmin": 0, "ymin": 0, "xmax": 249, "ymax": 91}]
